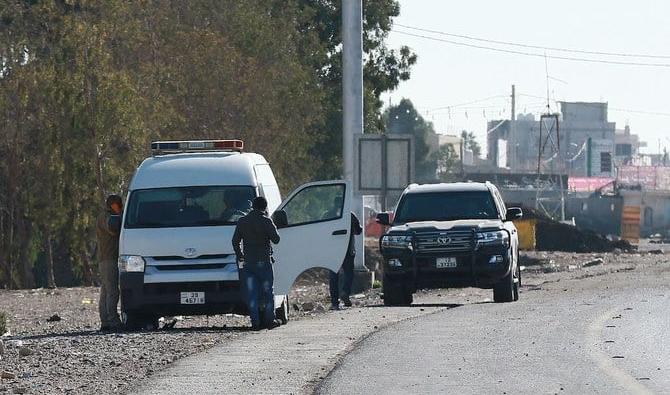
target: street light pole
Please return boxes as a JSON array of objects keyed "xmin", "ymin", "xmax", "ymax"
[
  {"xmin": 342, "ymin": 0, "xmax": 371, "ymax": 291},
  {"xmin": 342, "ymin": 0, "xmax": 363, "ymax": 183}
]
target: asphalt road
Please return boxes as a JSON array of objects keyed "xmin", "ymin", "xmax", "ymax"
[
  {"xmin": 129, "ymin": 255, "xmax": 670, "ymax": 394},
  {"xmin": 318, "ymin": 266, "xmax": 670, "ymax": 394}
]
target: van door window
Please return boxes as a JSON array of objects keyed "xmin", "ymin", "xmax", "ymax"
[{"xmin": 282, "ymin": 184, "xmax": 345, "ymax": 226}]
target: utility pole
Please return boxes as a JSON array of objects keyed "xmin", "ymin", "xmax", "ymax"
[
  {"xmin": 342, "ymin": 0, "xmax": 370, "ymax": 290},
  {"xmin": 510, "ymin": 84, "xmax": 516, "ymax": 122},
  {"xmin": 342, "ymin": 0, "xmax": 363, "ymax": 183},
  {"xmin": 510, "ymin": 84, "xmax": 516, "ymax": 169}
]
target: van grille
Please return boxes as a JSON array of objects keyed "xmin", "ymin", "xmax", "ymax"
[
  {"xmin": 144, "ymin": 281, "xmax": 240, "ymax": 295},
  {"xmin": 152, "ymin": 254, "xmax": 231, "ymax": 261},
  {"xmin": 415, "ymin": 231, "xmax": 473, "ymax": 253},
  {"xmin": 155, "ymin": 264, "xmax": 229, "ymax": 271}
]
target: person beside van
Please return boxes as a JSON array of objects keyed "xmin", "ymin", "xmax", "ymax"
[
  {"xmin": 329, "ymin": 211, "xmax": 362, "ymax": 310},
  {"xmin": 96, "ymin": 194, "xmax": 124, "ymax": 331},
  {"xmin": 232, "ymin": 196, "xmax": 281, "ymax": 330}
]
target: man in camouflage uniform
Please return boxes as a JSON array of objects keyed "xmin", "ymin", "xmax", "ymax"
[{"xmin": 97, "ymin": 194, "xmax": 123, "ymax": 331}]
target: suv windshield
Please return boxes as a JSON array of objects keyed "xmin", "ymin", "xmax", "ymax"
[
  {"xmin": 393, "ymin": 191, "xmax": 499, "ymax": 224},
  {"xmin": 125, "ymin": 186, "xmax": 255, "ymax": 228}
]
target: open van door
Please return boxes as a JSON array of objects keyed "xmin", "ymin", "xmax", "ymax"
[{"xmin": 272, "ymin": 180, "xmax": 352, "ymax": 296}]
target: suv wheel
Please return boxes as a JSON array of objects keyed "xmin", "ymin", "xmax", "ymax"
[
  {"xmin": 383, "ymin": 274, "xmax": 413, "ymax": 307},
  {"xmin": 493, "ymin": 269, "xmax": 515, "ymax": 303}
]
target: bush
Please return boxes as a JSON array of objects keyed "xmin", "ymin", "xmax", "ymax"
[
  {"xmin": 372, "ymin": 280, "xmax": 382, "ymax": 289},
  {"xmin": 0, "ymin": 311, "xmax": 6, "ymax": 335}
]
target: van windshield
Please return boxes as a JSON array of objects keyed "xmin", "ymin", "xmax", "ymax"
[
  {"xmin": 125, "ymin": 186, "xmax": 256, "ymax": 228},
  {"xmin": 393, "ymin": 191, "xmax": 499, "ymax": 224}
]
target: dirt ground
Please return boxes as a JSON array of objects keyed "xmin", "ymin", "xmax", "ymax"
[{"xmin": 0, "ymin": 249, "xmax": 667, "ymax": 394}]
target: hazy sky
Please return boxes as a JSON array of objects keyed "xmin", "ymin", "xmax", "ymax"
[{"xmin": 382, "ymin": 0, "xmax": 670, "ymax": 154}]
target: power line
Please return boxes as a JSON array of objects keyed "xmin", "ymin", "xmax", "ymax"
[
  {"xmin": 518, "ymin": 93, "xmax": 670, "ymax": 117},
  {"xmin": 395, "ymin": 23, "xmax": 670, "ymax": 60},
  {"xmin": 425, "ymin": 94, "xmax": 508, "ymax": 111},
  {"xmin": 392, "ymin": 29, "xmax": 670, "ymax": 68},
  {"xmin": 609, "ymin": 108, "xmax": 670, "ymax": 117}
]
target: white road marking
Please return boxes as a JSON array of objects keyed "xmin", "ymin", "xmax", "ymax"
[{"xmin": 586, "ymin": 306, "xmax": 653, "ymax": 395}]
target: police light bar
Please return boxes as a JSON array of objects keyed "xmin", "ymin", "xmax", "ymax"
[{"xmin": 151, "ymin": 140, "xmax": 244, "ymax": 154}]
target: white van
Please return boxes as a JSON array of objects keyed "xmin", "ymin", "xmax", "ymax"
[{"xmin": 117, "ymin": 140, "xmax": 352, "ymax": 329}]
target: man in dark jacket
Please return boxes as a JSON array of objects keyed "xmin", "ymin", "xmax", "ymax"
[
  {"xmin": 96, "ymin": 194, "xmax": 123, "ymax": 331},
  {"xmin": 330, "ymin": 212, "xmax": 362, "ymax": 310},
  {"xmin": 232, "ymin": 196, "xmax": 281, "ymax": 330}
]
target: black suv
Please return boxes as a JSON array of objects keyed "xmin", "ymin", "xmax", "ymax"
[{"xmin": 377, "ymin": 182, "xmax": 523, "ymax": 305}]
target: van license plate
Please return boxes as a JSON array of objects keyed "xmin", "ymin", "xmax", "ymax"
[
  {"xmin": 180, "ymin": 292, "xmax": 205, "ymax": 304},
  {"xmin": 436, "ymin": 257, "xmax": 457, "ymax": 268}
]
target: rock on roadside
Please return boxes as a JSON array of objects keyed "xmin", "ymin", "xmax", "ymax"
[
  {"xmin": 583, "ymin": 258, "xmax": 604, "ymax": 267},
  {"xmin": 18, "ymin": 346, "xmax": 32, "ymax": 357}
]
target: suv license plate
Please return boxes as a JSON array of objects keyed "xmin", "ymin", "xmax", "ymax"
[
  {"xmin": 180, "ymin": 292, "xmax": 205, "ymax": 304},
  {"xmin": 436, "ymin": 257, "xmax": 457, "ymax": 268}
]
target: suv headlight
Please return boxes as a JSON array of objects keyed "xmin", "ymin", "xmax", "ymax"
[
  {"xmin": 381, "ymin": 234, "xmax": 413, "ymax": 249},
  {"xmin": 118, "ymin": 255, "xmax": 146, "ymax": 272},
  {"xmin": 476, "ymin": 230, "xmax": 510, "ymax": 248}
]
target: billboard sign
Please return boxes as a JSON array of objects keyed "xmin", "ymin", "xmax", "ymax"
[
  {"xmin": 568, "ymin": 177, "xmax": 614, "ymax": 193},
  {"xmin": 617, "ymin": 165, "xmax": 670, "ymax": 190},
  {"xmin": 355, "ymin": 134, "xmax": 414, "ymax": 195}
]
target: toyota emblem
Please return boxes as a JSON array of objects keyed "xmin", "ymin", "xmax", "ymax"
[
  {"xmin": 437, "ymin": 235, "xmax": 451, "ymax": 245},
  {"xmin": 184, "ymin": 248, "xmax": 197, "ymax": 258}
]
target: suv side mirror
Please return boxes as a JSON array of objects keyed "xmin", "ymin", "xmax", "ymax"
[
  {"xmin": 376, "ymin": 212, "xmax": 391, "ymax": 226},
  {"xmin": 272, "ymin": 209, "xmax": 289, "ymax": 229},
  {"xmin": 505, "ymin": 207, "xmax": 523, "ymax": 221}
]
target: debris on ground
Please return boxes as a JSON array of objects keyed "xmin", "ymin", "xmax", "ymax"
[
  {"xmin": 46, "ymin": 314, "xmax": 62, "ymax": 323},
  {"xmin": 522, "ymin": 207, "xmax": 633, "ymax": 253},
  {"xmin": 583, "ymin": 258, "xmax": 604, "ymax": 267},
  {"xmin": 1, "ymin": 370, "xmax": 16, "ymax": 379},
  {"xmin": 18, "ymin": 346, "xmax": 32, "ymax": 357}
]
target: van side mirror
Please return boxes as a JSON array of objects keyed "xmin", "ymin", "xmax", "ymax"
[
  {"xmin": 505, "ymin": 207, "xmax": 523, "ymax": 221},
  {"xmin": 376, "ymin": 212, "xmax": 391, "ymax": 226},
  {"xmin": 108, "ymin": 214, "xmax": 122, "ymax": 233},
  {"xmin": 272, "ymin": 209, "xmax": 288, "ymax": 229}
]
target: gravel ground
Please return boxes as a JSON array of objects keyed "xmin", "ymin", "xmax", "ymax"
[
  {"xmin": 0, "ymin": 249, "xmax": 666, "ymax": 394},
  {"xmin": 0, "ymin": 269, "xmax": 381, "ymax": 395}
]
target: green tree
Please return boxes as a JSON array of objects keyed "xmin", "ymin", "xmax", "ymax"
[
  {"xmin": 461, "ymin": 130, "xmax": 481, "ymax": 158},
  {"xmin": 287, "ymin": 0, "xmax": 417, "ymax": 179},
  {"xmin": 384, "ymin": 98, "xmax": 438, "ymax": 182},
  {"xmin": 0, "ymin": 0, "xmax": 416, "ymax": 289},
  {"xmin": 432, "ymin": 144, "xmax": 458, "ymax": 181}
]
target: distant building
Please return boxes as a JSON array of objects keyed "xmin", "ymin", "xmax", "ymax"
[
  {"xmin": 487, "ymin": 102, "xmax": 646, "ymax": 178},
  {"xmin": 614, "ymin": 125, "xmax": 645, "ymax": 166},
  {"xmin": 426, "ymin": 133, "xmax": 469, "ymax": 163}
]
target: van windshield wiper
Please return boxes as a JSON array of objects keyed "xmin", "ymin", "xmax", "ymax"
[
  {"xmin": 197, "ymin": 220, "xmax": 234, "ymax": 226},
  {"xmin": 134, "ymin": 222, "xmax": 166, "ymax": 227}
]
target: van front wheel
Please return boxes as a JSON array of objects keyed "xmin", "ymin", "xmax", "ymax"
[{"xmin": 122, "ymin": 311, "xmax": 158, "ymax": 331}]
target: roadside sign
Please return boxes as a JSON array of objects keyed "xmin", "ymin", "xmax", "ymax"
[
  {"xmin": 355, "ymin": 134, "xmax": 414, "ymax": 196},
  {"xmin": 621, "ymin": 206, "xmax": 640, "ymax": 244}
]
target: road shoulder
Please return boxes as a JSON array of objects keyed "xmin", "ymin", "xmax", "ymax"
[{"xmin": 131, "ymin": 299, "xmax": 459, "ymax": 395}]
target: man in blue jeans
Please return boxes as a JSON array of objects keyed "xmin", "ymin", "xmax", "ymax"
[
  {"xmin": 232, "ymin": 196, "xmax": 281, "ymax": 330},
  {"xmin": 330, "ymin": 212, "xmax": 362, "ymax": 310}
]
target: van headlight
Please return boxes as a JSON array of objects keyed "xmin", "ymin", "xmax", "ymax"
[
  {"xmin": 118, "ymin": 255, "xmax": 146, "ymax": 272},
  {"xmin": 381, "ymin": 234, "xmax": 413, "ymax": 249},
  {"xmin": 476, "ymin": 230, "xmax": 510, "ymax": 248}
]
